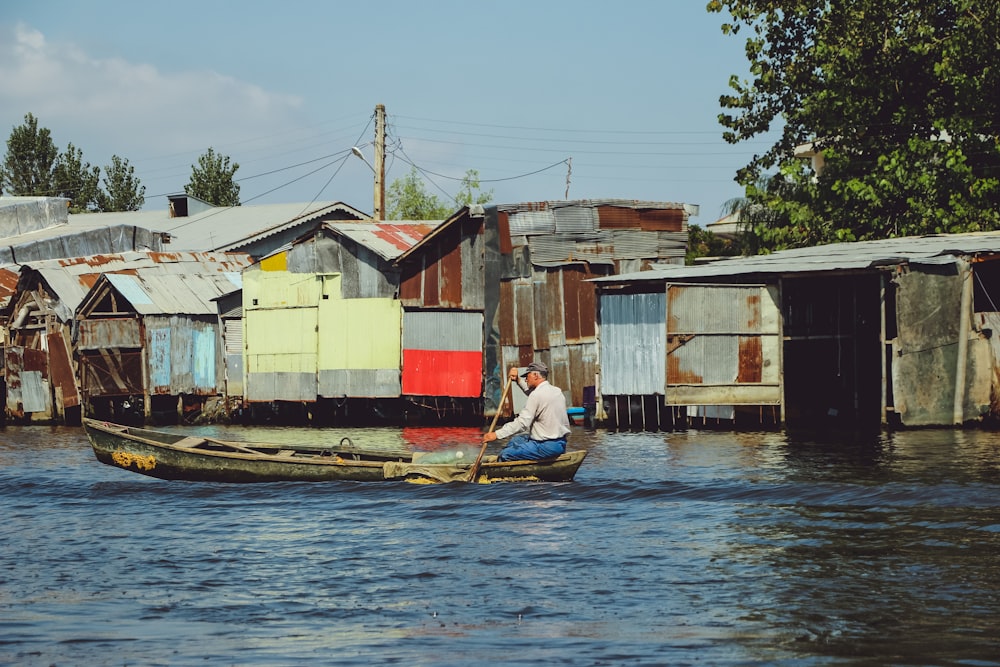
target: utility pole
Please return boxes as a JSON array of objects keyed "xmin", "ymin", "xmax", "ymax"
[{"xmin": 374, "ymin": 104, "xmax": 386, "ymax": 220}]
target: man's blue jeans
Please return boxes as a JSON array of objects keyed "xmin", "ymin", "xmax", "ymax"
[{"xmin": 497, "ymin": 434, "xmax": 567, "ymax": 462}]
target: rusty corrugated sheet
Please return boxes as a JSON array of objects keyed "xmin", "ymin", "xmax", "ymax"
[
  {"xmin": 4, "ymin": 346, "xmax": 51, "ymax": 418},
  {"xmin": 397, "ymin": 215, "xmax": 484, "ymax": 310},
  {"xmin": 513, "ymin": 280, "xmax": 534, "ymax": 346},
  {"xmin": 0, "ymin": 266, "xmax": 18, "ymax": 309},
  {"xmin": 78, "ymin": 318, "xmax": 142, "ymax": 350},
  {"xmin": 509, "ymin": 210, "xmax": 555, "ymax": 236},
  {"xmin": 639, "ymin": 208, "xmax": 687, "ymax": 231},
  {"xmin": 532, "ymin": 269, "xmax": 565, "ymax": 351},
  {"xmin": 553, "ymin": 206, "xmax": 598, "ymax": 234},
  {"xmin": 325, "ymin": 221, "xmax": 438, "ymax": 260},
  {"xmin": 47, "ymin": 331, "xmax": 79, "ymax": 408},
  {"xmin": 664, "ymin": 284, "xmax": 781, "ymax": 405}
]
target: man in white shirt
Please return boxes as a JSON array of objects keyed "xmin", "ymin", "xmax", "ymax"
[{"xmin": 482, "ymin": 361, "xmax": 571, "ymax": 461}]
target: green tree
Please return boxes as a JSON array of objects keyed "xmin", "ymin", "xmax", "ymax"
[
  {"xmin": 708, "ymin": 0, "xmax": 1000, "ymax": 251},
  {"xmin": 53, "ymin": 143, "xmax": 101, "ymax": 212},
  {"xmin": 685, "ymin": 224, "xmax": 741, "ymax": 264},
  {"xmin": 1, "ymin": 113, "xmax": 59, "ymax": 197},
  {"xmin": 454, "ymin": 169, "xmax": 493, "ymax": 208},
  {"xmin": 97, "ymin": 155, "xmax": 145, "ymax": 212},
  {"xmin": 386, "ymin": 167, "xmax": 452, "ymax": 219},
  {"xmin": 185, "ymin": 147, "xmax": 240, "ymax": 206}
]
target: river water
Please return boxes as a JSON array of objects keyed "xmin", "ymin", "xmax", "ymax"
[{"xmin": 1, "ymin": 423, "xmax": 999, "ymax": 666}]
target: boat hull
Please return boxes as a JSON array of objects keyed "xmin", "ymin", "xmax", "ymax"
[{"xmin": 83, "ymin": 419, "xmax": 586, "ymax": 484}]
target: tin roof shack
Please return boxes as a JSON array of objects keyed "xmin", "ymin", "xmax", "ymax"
[
  {"xmin": 484, "ymin": 199, "xmax": 691, "ymax": 417},
  {"xmin": 67, "ymin": 195, "xmax": 367, "ymax": 258},
  {"xmin": 72, "ymin": 253, "xmax": 252, "ymax": 425},
  {"xmin": 242, "ymin": 220, "xmax": 439, "ymax": 424},
  {"xmin": 3, "ymin": 252, "xmax": 249, "ymax": 424},
  {"xmin": 592, "ymin": 232, "xmax": 1000, "ymax": 430},
  {"xmin": 396, "ymin": 207, "xmax": 487, "ymax": 422}
]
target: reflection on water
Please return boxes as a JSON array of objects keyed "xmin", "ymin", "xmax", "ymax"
[{"xmin": 1, "ymin": 423, "xmax": 999, "ymax": 665}]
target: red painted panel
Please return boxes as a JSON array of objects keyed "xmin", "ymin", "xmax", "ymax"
[{"xmin": 402, "ymin": 349, "xmax": 483, "ymax": 397}]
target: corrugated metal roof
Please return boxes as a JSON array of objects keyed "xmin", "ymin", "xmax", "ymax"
[
  {"xmin": 104, "ymin": 272, "xmax": 244, "ymax": 315},
  {"xmin": 324, "ymin": 220, "xmax": 441, "ymax": 260},
  {"xmin": 61, "ymin": 200, "xmax": 367, "ymax": 253},
  {"xmin": 593, "ymin": 232, "xmax": 1000, "ymax": 284},
  {"xmin": 21, "ymin": 251, "xmax": 252, "ymax": 319}
]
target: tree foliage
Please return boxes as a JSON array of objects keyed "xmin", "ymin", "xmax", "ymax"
[
  {"xmin": 98, "ymin": 155, "xmax": 145, "ymax": 212},
  {"xmin": 1, "ymin": 113, "xmax": 59, "ymax": 197},
  {"xmin": 686, "ymin": 224, "xmax": 741, "ymax": 264},
  {"xmin": 53, "ymin": 143, "xmax": 101, "ymax": 212},
  {"xmin": 454, "ymin": 169, "xmax": 494, "ymax": 208},
  {"xmin": 708, "ymin": 0, "xmax": 1000, "ymax": 251},
  {"xmin": 387, "ymin": 167, "xmax": 493, "ymax": 219},
  {"xmin": 185, "ymin": 147, "xmax": 240, "ymax": 206},
  {"xmin": 386, "ymin": 167, "xmax": 452, "ymax": 219},
  {"xmin": 1, "ymin": 113, "xmax": 146, "ymax": 212}
]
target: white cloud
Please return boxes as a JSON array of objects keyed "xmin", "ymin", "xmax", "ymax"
[{"xmin": 0, "ymin": 22, "xmax": 306, "ymax": 161}]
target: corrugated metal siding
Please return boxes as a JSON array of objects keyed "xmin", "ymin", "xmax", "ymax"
[
  {"xmin": 509, "ymin": 210, "xmax": 555, "ymax": 236},
  {"xmin": 244, "ymin": 304, "xmax": 318, "ymax": 401},
  {"xmin": 4, "ymin": 346, "xmax": 49, "ymax": 415},
  {"xmin": 599, "ymin": 291, "xmax": 667, "ymax": 395},
  {"xmin": 78, "ymin": 318, "xmax": 142, "ymax": 350},
  {"xmin": 401, "ymin": 350, "xmax": 482, "ymax": 397},
  {"xmin": 401, "ymin": 311, "xmax": 483, "ymax": 397},
  {"xmin": 553, "ymin": 206, "xmax": 598, "ymax": 234},
  {"xmin": 403, "ymin": 311, "xmax": 482, "ymax": 350},
  {"xmin": 397, "ymin": 215, "xmax": 484, "ymax": 310},
  {"xmin": 47, "ymin": 331, "xmax": 79, "ymax": 409},
  {"xmin": 243, "ymin": 270, "xmax": 320, "ymax": 402},
  {"xmin": 224, "ymin": 317, "xmax": 244, "ymax": 397},
  {"xmin": 144, "ymin": 315, "xmax": 221, "ymax": 395},
  {"xmin": 665, "ymin": 284, "xmax": 782, "ymax": 405},
  {"xmin": 317, "ymin": 369, "xmax": 400, "ymax": 398},
  {"xmin": 316, "ymin": 296, "xmax": 401, "ymax": 398}
]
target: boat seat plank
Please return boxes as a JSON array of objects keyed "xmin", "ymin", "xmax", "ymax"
[
  {"xmin": 276, "ymin": 449, "xmax": 296, "ymax": 457},
  {"xmin": 174, "ymin": 436, "xmax": 208, "ymax": 449}
]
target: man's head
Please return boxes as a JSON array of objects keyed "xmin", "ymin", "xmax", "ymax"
[{"xmin": 521, "ymin": 361, "xmax": 548, "ymax": 388}]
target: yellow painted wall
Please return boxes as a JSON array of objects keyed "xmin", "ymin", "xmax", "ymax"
[
  {"xmin": 318, "ymin": 296, "xmax": 402, "ymax": 370},
  {"xmin": 259, "ymin": 252, "xmax": 287, "ymax": 272},
  {"xmin": 243, "ymin": 269, "xmax": 323, "ymax": 309},
  {"xmin": 244, "ymin": 270, "xmax": 322, "ymax": 373}
]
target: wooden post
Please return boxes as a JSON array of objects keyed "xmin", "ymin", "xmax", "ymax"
[{"xmin": 374, "ymin": 104, "xmax": 385, "ymax": 220}]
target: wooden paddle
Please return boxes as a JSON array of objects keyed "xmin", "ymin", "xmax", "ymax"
[{"xmin": 466, "ymin": 374, "xmax": 514, "ymax": 483}]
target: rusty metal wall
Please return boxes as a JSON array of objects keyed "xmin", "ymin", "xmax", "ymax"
[
  {"xmin": 399, "ymin": 215, "xmax": 484, "ymax": 310},
  {"xmin": 664, "ymin": 284, "xmax": 782, "ymax": 406},
  {"xmin": 144, "ymin": 315, "xmax": 222, "ymax": 396},
  {"xmin": 77, "ymin": 318, "xmax": 142, "ymax": 350},
  {"xmin": 4, "ymin": 346, "xmax": 49, "ymax": 417}
]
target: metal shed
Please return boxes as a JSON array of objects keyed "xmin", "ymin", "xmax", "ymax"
[
  {"xmin": 593, "ymin": 232, "xmax": 1000, "ymax": 430},
  {"xmin": 73, "ymin": 258, "xmax": 249, "ymax": 424}
]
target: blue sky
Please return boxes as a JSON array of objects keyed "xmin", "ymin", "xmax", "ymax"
[{"xmin": 0, "ymin": 1, "xmax": 774, "ymax": 224}]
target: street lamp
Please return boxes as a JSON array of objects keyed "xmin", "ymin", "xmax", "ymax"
[{"xmin": 351, "ymin": 146, "xmax": 375, "ymax": 173}]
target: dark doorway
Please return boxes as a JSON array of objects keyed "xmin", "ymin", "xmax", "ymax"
[{"xmin": 782, "ymin": 273, "xmax": 884, "ymax": 429}]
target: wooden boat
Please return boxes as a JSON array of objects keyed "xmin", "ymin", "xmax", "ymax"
[{"xmin": 83, "ymin": 419, "xmax": 587, "ymax": 484}]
